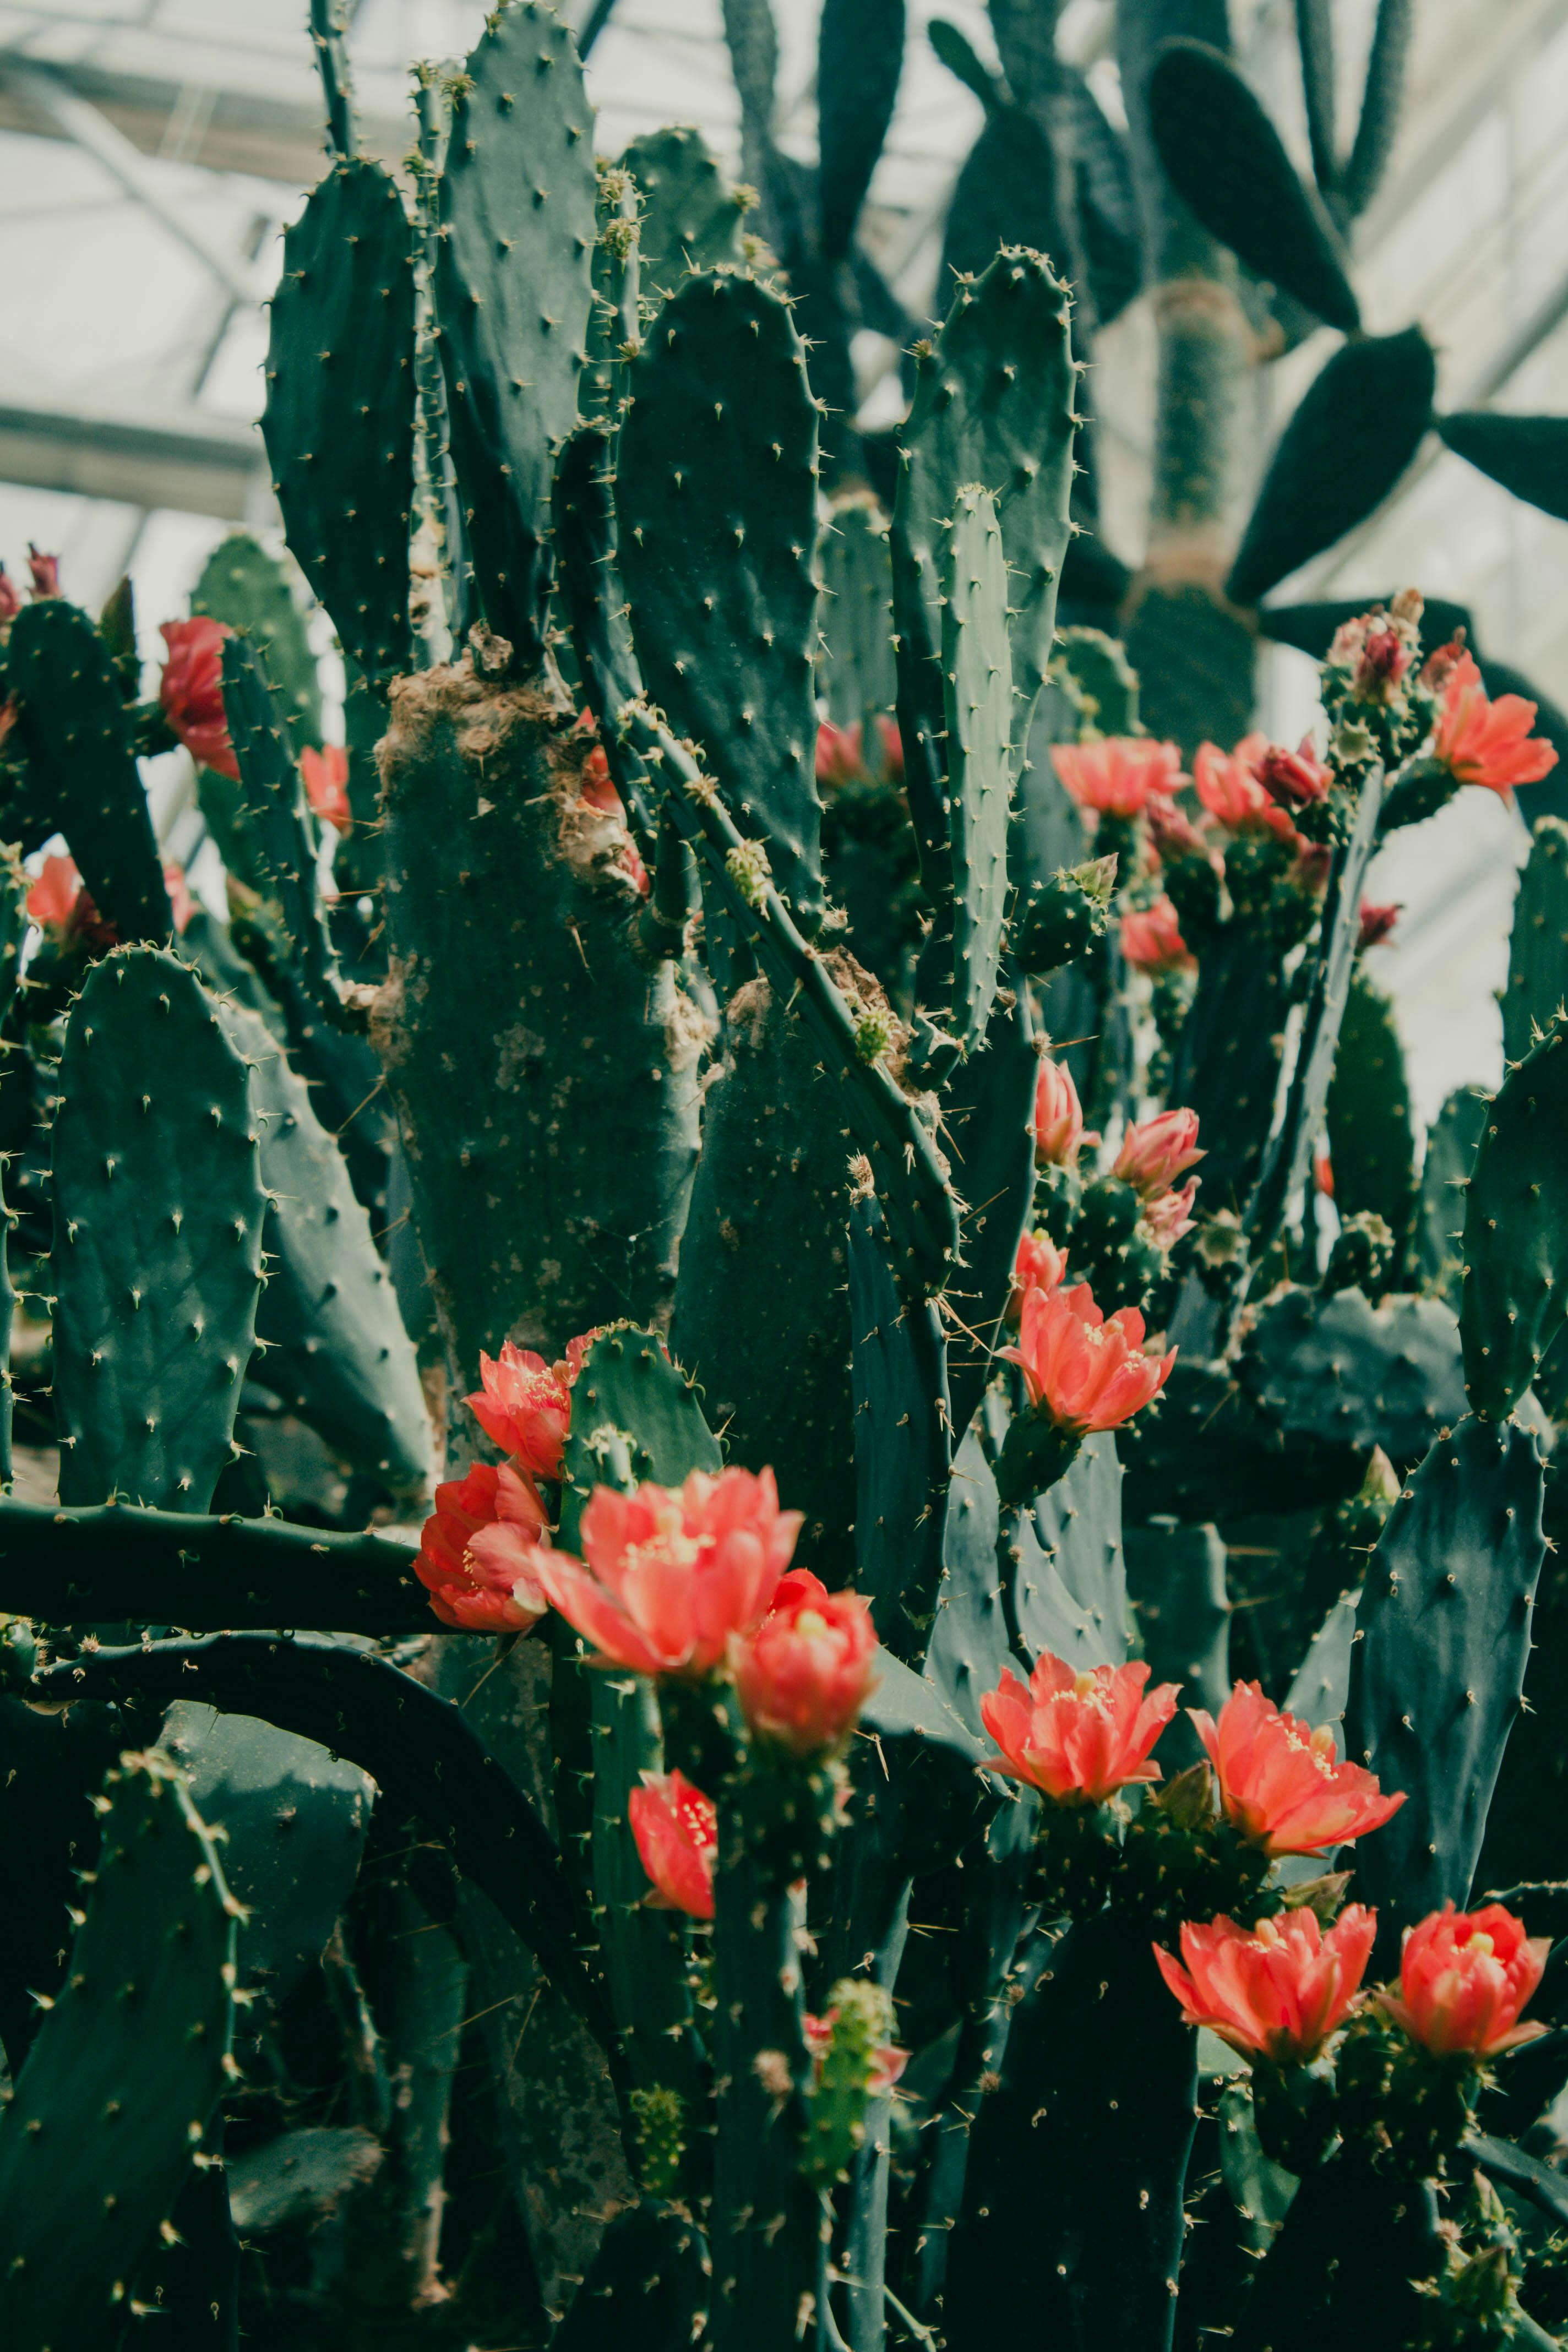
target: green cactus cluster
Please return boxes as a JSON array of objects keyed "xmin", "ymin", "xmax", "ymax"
[{"xmin": 7, "ymin": 2, "xmax": 1568, "ymax": 2347}]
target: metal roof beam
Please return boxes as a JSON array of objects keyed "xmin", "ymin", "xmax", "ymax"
[
  {"xmin": 0, "ymin": 404, "xmax": 265, "ymax": 521},
  {"xmin": 0, "ymin": 54, "xmax": 404, "ymax": 184}
]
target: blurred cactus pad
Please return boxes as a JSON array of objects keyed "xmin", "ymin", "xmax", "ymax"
[{"xmin": 10, "ymin": 3, "xmax": 1568, "ymax": 2348}]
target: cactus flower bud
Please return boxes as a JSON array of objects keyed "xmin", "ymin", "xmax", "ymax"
[
  {"xmin": 466, "ymin": 1333, "xmax": 597, "ymax": 1482},
  {"xmin": 981, "ymin": 1651, "xmax": 1178, "ymax": 1805},
  {"xmin": 416, "ymin": 1461, "xmax": 551, "ymax": 1631},
  {"xmin": 1143, "ymin": 1177, "xmax": 1199, "ymax": 1249},
  {"xmin": 1426, "ymin": 649, "xmax": 1558, "ymax": 797},
  {"xmin": 729, "ymin": 1567, "xmax": 878, "ymax": 1758},
  {"xmin": 1357, "ymin": 900, "xmax": 1399, "ymax": 951},
  {"xmin": 25, "ymin": 546, "xmax": 61, "ymax": 599},
  {"xmin": 1114, "ymin": 1108, "xmax": 1204, "ymax": 1199},
  {"xmin": 162, "ymin": 861, "xmax": 195, "ymax": 935},
  {"xmin": 1256, "ymin": 738, "xmax": 1331, "ymax": 811},
  {"xmin": 1008, "ymin": 1229, "xmax": 1068, "ymax": 1320},
  {"xmin": 1120, "ymin": 895, "xmax": 1193, "ymax": 973},
  {"xmin": 1189, "ymin": 1681, "xmax": 1406, "ymax": 1856},
  {"xmin": 1380, "ymin": 1902, "xmax": 1549, "ymax": 2058},
  {"xmin": 159, "ymin": 617, "xmax": 239, "ymax": 782},
  {"xmin": 1145, "ymin": 793, "xmax": 1211, "ymax": 863},
  {"xmin": 533, "ymin": 1465, "xmax": 802, "ymax": 1679},
  {"xmin": 1034, "ymin": 1053, "xmax": 1091, "ymax": 1168},
  {"xmin": 629, "ymin": 1768, "xmax": 717, "ymax": 1919},
  {"xmin": 1000, "ymin": 1282, "xmax": 1174, "ymax": 1435},
  {"xmin": 1329, "ymin": 603, "xmax": 1421, "ymax": 703},
  {"xmin": 1052, "ymin": 737, "xmax": 1183, "ymax": 818},
  {"xmin": 301, "ymin": 744, "xmax": 352, "ymax": 830},
  {"xmin": 1154, "ymin": 1905, "xmax": 1376, "ymax": 2064}
]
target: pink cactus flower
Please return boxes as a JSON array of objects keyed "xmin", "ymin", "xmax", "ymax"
[
  {"xmin": 629, "ymin": 1769, "xmax": 717, "ymax": 1920},
  {"xmin": 466, "ymin": 1334, "xmax": 598, "ymax": 1483},
  {"xmin": 0, "ymin": 567, "xmax": 19, "ymax": 625},
  {"xmin": 981, "ymin": 1651, "xmax": 1178, "ymax": 1805},
  {"xmin": 1001, "ymin": 1281, "xmax": 1174, "ymax": 1435},
  {"xmin": 159, "ymin": 617, "xmax": 239, "ymax": 782},
  {"xmin": 1114, "ymin": 1107, "xmax": 1204, "ymax": 1199},
  {"xmin": 1190, "ymin": 1681, "xmax": 1406, "ymax": 1857},
  {"xmin": 1155, "ymin": 1905, "xmax": 1377, "ymax": 2064},
  {"xmin": 1357, "ymin": 901, "xmax": 1399, "ymax": 951},
  {"xmin": 730, "ymin": 1567, "xmax": 878, "ymax": 1759},
  {"xmin": 1381, "ymin": 1902, "xmax": 1550, "ymax": 2059},
  {"xmin": 1427, "ymin": 650, "xmax": 1558, "ymax": 798},
  {"xmin": 1008, "ymin": 1229, "xmax": 1069, "ymax": 1321},
  {"xmin": 1257, "ymin": 738, "xmax": 1332, "ymax": 810},
  {"xmin": 1033, "ymin": 1053, "xmax": 1092, "ymax": 1168},
  {"xmin": 416, "ymin": 1460, "xmax": 551, "ymax": 1632},
  {"xmin": 1052, "ymin": 737, "xmax": 1183, "ymax": 819},
  {"xmin": 532, "ymin": 1465, "xmax": 802, "ymax": 1679},
  {"xmin": 1121, "ymin": 895, "xmax": 1194, "ymax": 974},
  {"xmin": 301, "ymin": 744, "xmax": 352, "ymax": 829}
]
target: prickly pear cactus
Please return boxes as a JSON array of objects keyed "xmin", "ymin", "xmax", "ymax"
[{"xmin": 4, "ymin": 6, "xmax": 1568, "ymax": 2348}]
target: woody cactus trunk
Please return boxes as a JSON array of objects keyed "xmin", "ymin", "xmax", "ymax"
[{"xmin": 6, "ymin": 5, "xmax": 1568, "ymax": 2351}]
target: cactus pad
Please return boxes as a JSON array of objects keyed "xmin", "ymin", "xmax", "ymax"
[
  {"xmin": 263, "ymin": 159, "xmax": 416, "ymax": 687},
  {"xmin": 52, "ymin": 948, "xmax": 264, "ymax": 1510}
]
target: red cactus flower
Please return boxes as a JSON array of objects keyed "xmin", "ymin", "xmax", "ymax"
[
  {"xmin": 1033, "ymin": 1053, "xmax": 1092, "ymax": 1168},
  {"xmin": 1428, "ymin": 650, "xmax": 1558, "ymax": 798},
  {"xmin": 300, "ymin": 744, "xmax": 352, "ymax": 830},
  {"xmin": 1120, "ymin": 895, "xmax": 1194, "ymax": 974},
  {"xmin": 1381, "ymin": 1902, "xmax": 1549, "ymax": 2059},
  {"xmin": 0, "ymin": 567, "xmax": 19, "ymax": 625},
  {"xmin": 27, "ymin": 853, "xmax": 85, "ymax": 933},
  {"xmin": 466, "ymin": 1334, "xmax": 597, "ymax": 1483},
  {"xmin": 1193, "ymin": 733, "xmax": 1293, "ymax": 839},
  {"xmin": 816, "ymin": 720, "xmax": 868, "ymax": 789},
  {"xmin": 1144, "ymin": 1177, "xmax": 1199, "ymax": 1249},
  {"xmin": 1001, "ymin": 1281, "xmax": 1174, "ymax": 1435},
  {"xmin": 26, "ymin": 546, "xmax": 60, "ymax": 600},
  {"xmin": 1357, "ymin": 900, "xmax": 1400, "ymax": 951},
  {"xmin": 1257, "ymin": 738, "xmax": 1332, "ymax": 810},
  {"xmin": 25, "ymin": 853, "xmax": 116, "ymax": 951},
  {"xmin": 1114, "ymin": 1107, "xmax": 1204, "ymax": 1199},
  {"xmin": 1190, "ymin": 1681, "xmax": 1406, "ymax": 1857},
  {"xmin": 629, "ymin": 1769, "xmax": 717, "ymax": 1919},
  {"xmin": 982, "ymin": 1651, "xmax": 1178, "ymax": 1805},
  {"xmin": 1052, "ymin": 737, "xmax": 1183, "ymax": 819},
  {"xmin": 730, "ymin": 1567, "xmax": 878, "ymax": 1758},
  {"xmin": 533, "ymin": 1465, "xmax": 802, "ymax": 1679},
  {"xmin": 159, "ymin": 617, "xmax": 238, "ymax": 782},
  {"xmin": 162, "ymin": 861, "xmax": 195, "ymax": 934},
  {"xmin": 1008, "ymin": 1228, "xmax": 1069, "ymax": 1321},
  {"xmin": 416, "ymin": 1460, "xmax": 551, "ymax": 1631},
  {"xmin": 1155, "ymin": 1905, "xmax": 1377, "ymax": 2064}
]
